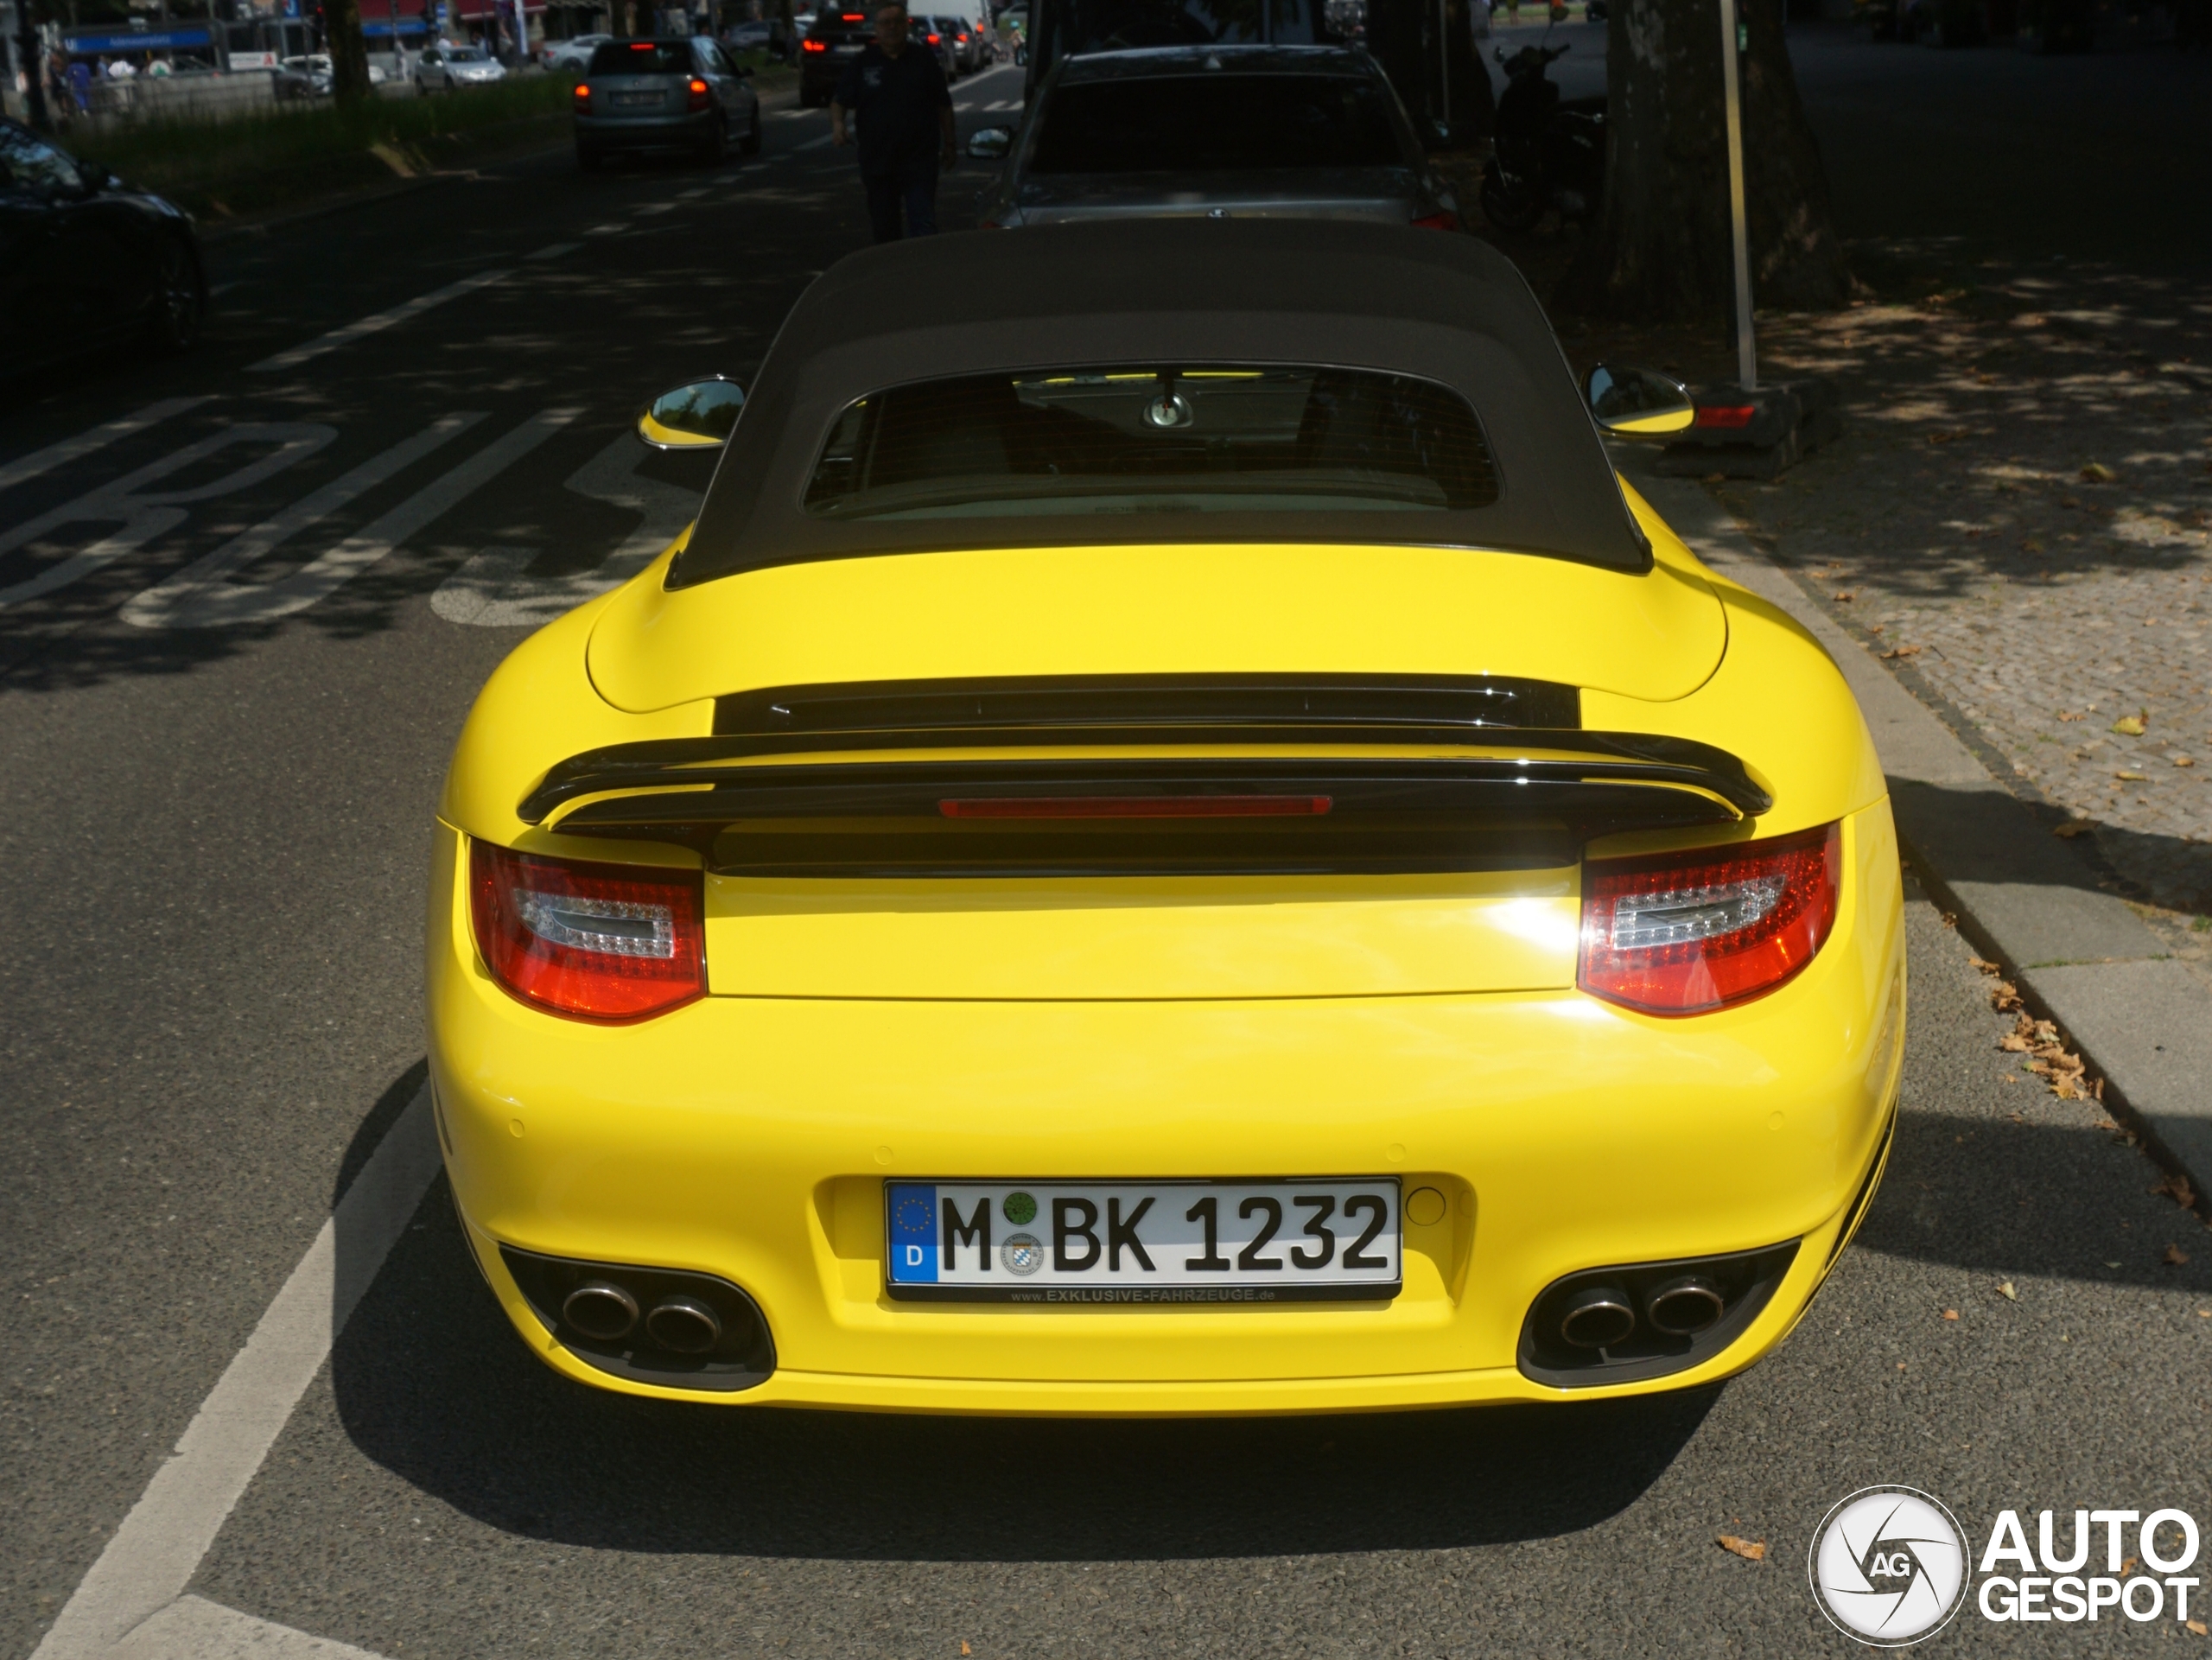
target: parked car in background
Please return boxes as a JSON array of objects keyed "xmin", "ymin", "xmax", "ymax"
[
  {"xmin": 969, "ymin": 46, "xmax": 1459, "ymax": 230},
  {"xmin": 934, "ymin": 14, "xmax": 985, "ymax": 71},
  {"xmin": 798, "ymin": 8, "xmax": 874, "ymax": 105},
  {"xmin": 543, "ymin": 33, "xmax": 612, "ymax": 72},
  {"xmin": 573, "ymin": 35, "xmax": 762, "ymax": 167},
  {"xmin": 722, "ymin": 19, "xmax": 774, "ymax": 52},
  {"xmin": 416, "ymin": 43, "xmax": 507, "ymax": 90},
  {"xmin": 914, "ymin": 15, "xmax": 961, "ymax": 75},
  {"xmin": 0, "ymin": 117, "xmax": 206, "ymax": 372},
  {"xmin": 273, "ymin": 54, "xmax": 389, "ymax": 97}
]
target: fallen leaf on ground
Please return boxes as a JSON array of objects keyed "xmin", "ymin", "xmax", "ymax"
[
  {"xmin": 963, "ymin": 1644, "xmax": 972, "ymax": 1657},
  {"xmin": 2053, "ymin": 820, "xmax": 2094, "ymax": 838},
  {"xmin": 1942, "ymin": 1308, "xmax": 1959, "ymax": 1320},
  {"xmin": 1867, "ymin": 622, "xmax": 1885, "ymax": 635},
  {"xmin": 2121, "ymin": 1557, "xmax": 2138, "ymax": 1576},
  {"xmin": 1718, "ymin": 1535, "xmax": 1767, "ymax": 1561},
  {"xmin": 1969, "ymin": 957, "xmax": 2000, "ymax": 974},
  {"xmin": 2114, "ymin": 770, "xmax": 2147, "ymax": 782},
  {"xmin": 2151, "ymin": 1173, "xmax": 2198, "ymax": 1209},
  {"xmin": 2111, "ymin": 710, "xmax": 2148, "ymax": 736},
  {"xmin": 2186, "ymin": 1616, "xmax": 2206, "ymax": 1635},
  {"xmin": 2104, "ymin": 1260, "xmax": 2123, "ymax": 1268},
  {"xmin": 1992, "ymin": 981, "xmax": 2024, "ymax": 1013},
  {"xmin": 2057, "ymin": 710, "xmax": 2083, "ymax": 722},
  {"xmin": 1998, "ymin": 1282, "xmax": 2018, "ymax": 1301},
  {"xmin": 2081, "ymin": 461, "xmax": 2118, "ymax": 483},
  {"xmin": 2023, "ymin": 538, "xmax": 2045, "ymax": 553},
  {"xmin": 1881, "ymin": 644, "xmax": 1925, "ymax": 659},
  {"xmin": 1941, "ymin": 912, "xmax": 1958, "ymax": 929},
  {"xmin": 1833, "ymin": 589, "xmax": 1857, "ymax": 602},
  {"xmin": 2166, "ymin": 1245, "xmax": 2192, "ymax": 1267},
  {"xmin": 2176, "ymin": 756, "xmax": 2196, "ymax": 768}
]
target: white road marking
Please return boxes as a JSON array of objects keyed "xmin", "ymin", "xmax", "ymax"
[
  {"xmin": 0, "ymin": 398, "xmax": 213, "ymax": 495},
  {"xmin": 0, "ymin": 425, "xmax": 334, "ymax": 610},
  {"xmin": 584, "ymin": 221, "xmax": 628, "ymax": 234},
  {"xmin": 246, "ymin": 269, "xmax": 514, "ymax": 373},
  {"xmin": 524, "ymin": 241, "xmax": 582, "ymax": 259},
  {"xmin": 111, "ymin": 1596, "xmax": 386, "ymax": 1659},
  {"xmin": 132, "ymin": 410, "xmax": 581, "ymax": 627},
  {"xmin": 207, "ymin": 282, "xmax": 241, "ymax": 297},
  {"xmin": 794, "ymin": 133, "xmax": 834, "ymax": 149},
  {"xmin": 676, "ymin": 186, "xmax": 714, "ymax": 198},
  {"xmin": 30, "ymin": 1089, "xmax": 437, "ymax": 1660},
  {"xmin": 121, "ymin": 416, "xmax": 485, "ymax": 630},
  {"xmin": 739, "ymin": 162, "xmax": 768, "ymax": 172},
  {"xmin": 632, "ymin": 201, "xmax": 678, "ymax": 213},
  {"xmin": 433, "ymin": 429, "xmax": 697, "ymax": 627}
]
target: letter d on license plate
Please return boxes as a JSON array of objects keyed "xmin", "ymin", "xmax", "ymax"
[{"xmin": 885, "ymin": 1180, "xmax": 1401, "ymax": 1303}]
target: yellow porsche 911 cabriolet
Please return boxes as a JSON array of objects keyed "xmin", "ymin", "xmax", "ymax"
[{"xmin": 429, "ymin": 219, "xmax": 1903, "ymax": 1413}]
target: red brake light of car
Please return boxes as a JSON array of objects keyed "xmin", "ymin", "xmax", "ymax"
[
  {"xmin": 1578, "ymin": 824, "xmax": 1840, "ymax": 1015},
  {"xmin": 629, "ymin": 40, "xmax": 654, "ymax": 48},
  {"xmin": 572, "ymin": 80, "xmax": 589, "ymax": 98},
  {"xmin": 1694, "ymin": 404, "xmax": 1758, "ymax": 429},
  {"xmin": 469, "ymin": 843, "xmax": 705, "ymax": 1022},
  {"xmin": 802, "ymin": 37, "xmax": 828, "ymax": 48},
  {"xmin": 939, "ymin": 795, "xmax": 1332, "ymax": 818},
  {"xmin": 1409, "ymin": 211, "xmax": 1459, "ymax": 231},
  {"xmin": 687, "ymin": 75, "xmax": 711, "ymax": 107}
]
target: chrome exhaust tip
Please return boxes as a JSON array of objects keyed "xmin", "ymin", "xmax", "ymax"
[
  {"xmin": 645, "ymin": 1294, "xmax": 723, "ymax": 1353},
  {"xmin": 1644, "ymin": 1275, "xmax": 1726, "ymax": 1337},
  {"xmin": 561, "ymin": 1280, "xmax": 640, "ymax": 1342},
  {"xmin": 1557, "ymin": 1284, "xmax": 1636, "ymax": 1350}
]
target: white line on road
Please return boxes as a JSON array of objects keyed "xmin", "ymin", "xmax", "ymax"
[
  {"xmin": 112, "ymin": 1597, "xmax": 385, "ymax": 1660},
  {"xmin": 524, "ymin": 241, "xmax": 582, "ymax": 259},
  {"xmin": 131, "ymin": 409, "xmax": 581, "ymax": 627},
  {"xmin": 121, "ymin": 415, "xmax": 486, "ymax": 630},
  {"xmin": 0, "ymin": 398, "xmax": 213, "ymax": 495},
  {"xmin": 794, "ymin": 134, "xmax": 834, "ymax": 149},
  {"xmin": 739, "ymin": 162, "xmax": 768, "ymax": 171},
  {"xmin": 676, "ymin": 186, "xmax": 714, "ymax": 198},
  {"xmin": 30, "ymin": 1089, "xmax": 438, "ymax": 1660},
  {"xmin": 246, "ymin": 269, "xmax": 513, "ymax": 373},
  {"xmin": 632, "ymin": 201, "xmax": 678, "ymax": 213},
  {"xmin": 584, "ymin": 221, "xmax": 628, "ymax": 234}
]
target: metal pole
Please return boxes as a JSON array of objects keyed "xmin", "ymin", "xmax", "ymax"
[
  {"xmin": 1436, "ymin": 0, "xmax": 1448, "ymax": 137},
  {"xmin": 1718, "ymin": 0, "xmax": 1756, "ymax": 388}
]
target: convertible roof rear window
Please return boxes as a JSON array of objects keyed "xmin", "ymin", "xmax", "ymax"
[
  {"xmin": 801, "ymin": 365, "xmax": 1498, "ymax": 521},
  {"xmin": 1032, "ymin": 77, "xmax": 1403, "ymax": 174}
]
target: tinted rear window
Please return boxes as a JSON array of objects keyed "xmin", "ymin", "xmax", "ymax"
[
  {"xmin": 588, "ymin": 41, "xmax": 690, "ymax": 72},
  {"xmin": 806, "ymin": 12, "xmax": 877, "ymax": 38},
  {"xmin": 1032, "ymin": 75, "xmax": 1403, "ymax": 173},
  {"xmin": 803, "ymin": 364, "xmax": 1497, "ymax": 520}
]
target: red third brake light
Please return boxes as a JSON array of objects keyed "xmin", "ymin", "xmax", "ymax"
[
  {"xmin": 470, "ymin": 843, "xmax": 704, "ymax": 1022},
  {"xmin": 1578, "ymin": 824, "xmax": 1840, "ymax": 1015},
  {"xmin": 940, "ymin": 795, "xmax": 1332, "ymax": 819}
]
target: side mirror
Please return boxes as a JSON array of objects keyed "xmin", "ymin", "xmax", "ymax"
[
  {"xmin": 638, "ymin": 376, "xmax": 746, "ymax": 450},
  {"xmin": 965, "ymin": 124, "xmax": 1014, "ymax": 161},
  {"xmin": 1586, "ymin": 364, "xmax": 1695, "ymax": 436}
]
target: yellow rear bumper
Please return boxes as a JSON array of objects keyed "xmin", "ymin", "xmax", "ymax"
[{"xmin": 428, "ymin": 802, "xmax": 1904, "ymax": 1415}]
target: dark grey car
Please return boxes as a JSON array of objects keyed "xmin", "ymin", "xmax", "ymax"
[
  {"xmin": 969, "ymin": 46, "xmax": 1458, "ymax": 231},
  {"xmin": 573, "ymin": 36, "xmax": 762, "ymax": 169}
]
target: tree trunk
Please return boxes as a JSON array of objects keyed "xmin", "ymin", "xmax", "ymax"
[
  {"xmin": 324, "ymin": 0, "xmax": 372, "ymax": 99},
  {"xmin": 1557, "ymin": 0, "xmax": 1852, "ymax": 321}
]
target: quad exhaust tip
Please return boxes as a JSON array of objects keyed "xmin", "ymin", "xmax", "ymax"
[
  {"xmin": 645, "ymin": 1294, "xmax": 723, "ymax": 1354},
  {"xmin": 1557, "ymin": 1284, "xmax": 1636, "ymax": 1350},
  {"xmin": 562, "ymin": 1280, "xmax": 640, "ymax": 1342},
  {"xmin": 1644, "ymin": 1275, "xmax": 1726, "ymax": 1337}
]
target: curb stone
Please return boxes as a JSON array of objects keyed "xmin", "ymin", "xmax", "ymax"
[{"xmin": 1613, "ymin": 442, "xmax": 2212, "ymax": 1220}]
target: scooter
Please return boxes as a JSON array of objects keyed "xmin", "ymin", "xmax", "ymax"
[{"xmin": 1479, "ymin": 41, "xmax": 1606, "ymax": 232}]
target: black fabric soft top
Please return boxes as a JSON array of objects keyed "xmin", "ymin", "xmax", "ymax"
[{"xmin": 669, "ymin": 218, "xmax": 1647, "ymax": 588}]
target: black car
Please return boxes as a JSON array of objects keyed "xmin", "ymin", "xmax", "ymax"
[
  {"xmin": 0, "ymin": 118, "xmax": 205, "ymax": 373},
  {"xmin": 798, "ymin": 8, "xmax": 876, "ymax": 105}
]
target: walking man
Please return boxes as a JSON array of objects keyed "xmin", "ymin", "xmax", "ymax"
[{"xmin": 830, "ymin": 1, "xmax": 955, "ymax": 244}]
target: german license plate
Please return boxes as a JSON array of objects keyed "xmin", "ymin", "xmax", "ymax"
[
  {"xmin": 611, "ymin": 91, "xmax": 660, "ymax": 106},
  {"xmin": 885, "ymin": 1180, "xmax": 1401, "ymax": 1303}
]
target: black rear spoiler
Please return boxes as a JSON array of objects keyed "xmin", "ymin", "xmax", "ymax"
[{"xmin": 516, "ymin": 675, "xmax": 1770, "ymax": 876}]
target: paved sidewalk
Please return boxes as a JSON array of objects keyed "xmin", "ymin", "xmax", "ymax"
[{"xmin": 1619, "ymin": 442, "xmax": 2212, "ymax": 1228}]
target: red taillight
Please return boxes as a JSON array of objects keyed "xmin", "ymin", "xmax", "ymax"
[
  {"xmin": 1578, "ymin": 824, "xmax": 1840, "ymax": 1015},
  {"xmin": 629, "ymin": 41, "xmax": 655, "ymax": 48},
  {"xmin": 469, "ymin": 843, "xmax": 704, "ymax": 1022},
  {"xmin": 1409, "ymin": 210, "xmax": 1459, "ymax": 231},
  {"xmin": 802, "ymin": 37, "xmax": 828, "ymax": 49},
  {"xmin": 1694, "ymin": 404, "xmax": 1757, "ymax": 429},
  {"xmin": 688, "ymin": 75, "xmax": 711, "ymax": 108},
  {"xmin": 939, "ymin": 794, "xmax": 1332, "ymax": 819},
  {"xmin": 926, "ymin": 31, "xmax": 941, "ymax": 41},
  {"xmin": 572, "ymin": 80, "xmax": 589, "ymax": 99}
]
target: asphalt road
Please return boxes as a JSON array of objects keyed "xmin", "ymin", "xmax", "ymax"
[{"xmin": 5, "ymin": 54, "xmax": 2210, "ymax": 1660}]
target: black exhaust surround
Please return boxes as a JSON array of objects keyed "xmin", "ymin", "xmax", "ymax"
[
  {"xmin": 1517, "ymin": 1241, "xmax": 1801, "ymax": 1388},
  {"xmin": 499, "ymin": 1246, "xmax": 777, "ymax": 1392}
]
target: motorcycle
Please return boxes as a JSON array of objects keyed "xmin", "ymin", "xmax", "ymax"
[{"xmin": 1479, "ymin": 41, "xmax": 1606, "ymax": 232}]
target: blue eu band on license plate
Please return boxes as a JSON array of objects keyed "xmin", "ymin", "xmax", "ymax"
[{"xmin": 884, "ymin": 1180, "xmax": 1402, "ymax": 1303}]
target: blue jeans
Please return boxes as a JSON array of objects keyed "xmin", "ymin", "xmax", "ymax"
[{"xmin": 863, "ymin": 166, "xmax": 939, "ymax": 243}]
